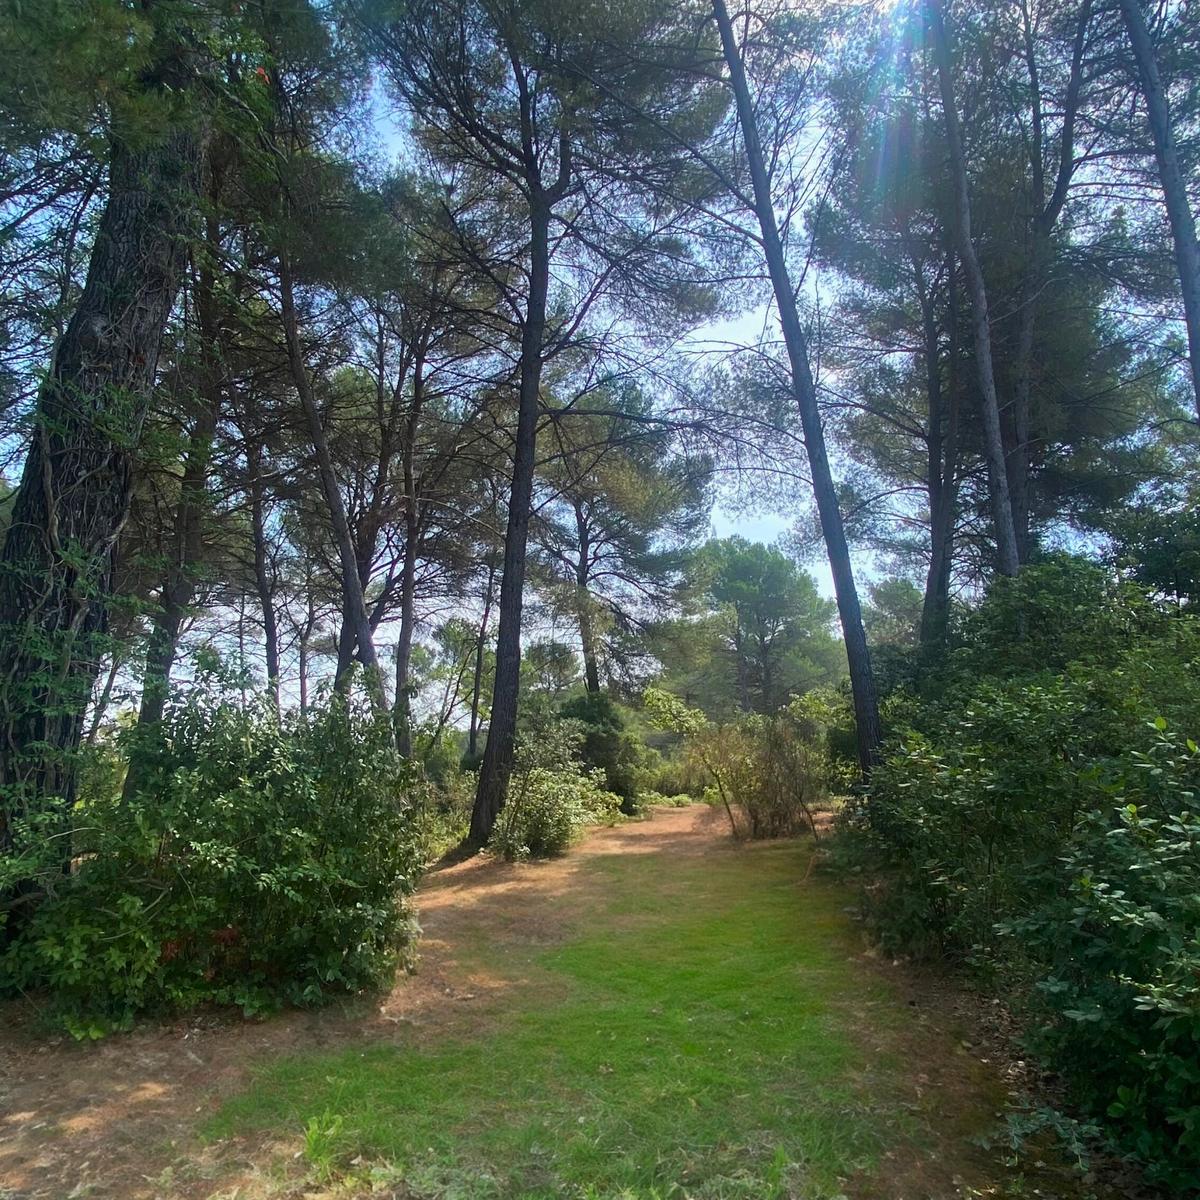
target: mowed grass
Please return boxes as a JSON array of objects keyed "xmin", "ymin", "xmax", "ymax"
[{"xmin": 208, "ymin": 837, "xmax": 909, "ymax": 1199}]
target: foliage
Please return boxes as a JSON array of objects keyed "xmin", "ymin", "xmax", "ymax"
[
  {"xmin": 846, "ymin": 560, "xmax": 1200, "ymax": 1185},
  {"xmin": 645, "ymin": 687, "xmax": 847, "ymax": 840},
  {"xmin": 488, "ymin": 717, "xmax": 620, "ymax": 860},
  {"xmin": 2, "ymin": 677, "xmax": 422, "ymax": 1037},
  {"xmin": 558, "ymin": 692, "xmax": 650, "ymax": 813}
]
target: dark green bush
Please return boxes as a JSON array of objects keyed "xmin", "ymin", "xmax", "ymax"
[
  {"xmin": 844, "ymin": 559, "xmax": 1200, "ymax": 1187},
  {"xmin": 2, "ymin": 679, "xmax": 422, "ymax": 1037},
  {"xmin": 558, "ymin": 692, "xmax": 648, "ymax": 813}
]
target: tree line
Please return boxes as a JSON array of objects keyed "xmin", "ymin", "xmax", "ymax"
[{"xmin": 1, "ymin": 0, "xmax": 1197, "ymax": 909}]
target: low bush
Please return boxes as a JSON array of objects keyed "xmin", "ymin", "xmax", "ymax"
[
  {"xmin": 644, "ymin": 688, "xmax": 847, "ymax": 840},
  {"xmin": 2, "ymin": 677, "xmax": 422, "ymax": 1037},
  {"xmin": 488, "ymin": 717, "xmax": 621, "ymax": 859},
  {"xmin": 558, "ymin": 692, "xmax": 650, "ymax": 814}
]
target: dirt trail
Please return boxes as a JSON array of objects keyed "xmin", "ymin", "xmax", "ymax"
[{"xmin": 0, "ymin": 808, "xmax": 725, "ymax": 1199}]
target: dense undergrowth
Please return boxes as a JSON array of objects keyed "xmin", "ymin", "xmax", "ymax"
[
  {"xmin": 840, "ymin": 558, "xmax": 1200, "ymax": 1190},
  {"xmin": 0, "ymin": 675, "xmax": 423, "ymax": 1037}
]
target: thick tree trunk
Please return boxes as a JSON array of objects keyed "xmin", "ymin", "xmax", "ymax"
[
  {"xmin": 713, "ymin": 0, "xmax": 882, "ymax": 772},
  {"xmin": 1119, "ymin": 0, "xmax": 1200, "ymax": 413},
  {"xmin": 0, "ymin": 122, "xmax": 203, "ymax": 881},
  {"xmin": 278, "ymin": 253, "xmax": 386, "ymax": 714},
  {"xmin": 929, "ymin": 0, "xmax": 1022, "ymax": 577},
  {"xmin": 470, "ymin": 201, "xmax": 551, "ymax": 844}
]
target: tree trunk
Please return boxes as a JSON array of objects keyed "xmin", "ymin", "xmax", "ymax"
[
  {"xmin": 467, "ymin": 560, "xmax": 496, "ymax": 761},
  {"xmin": 929, "ymin": 0, "xmax": 1022, "ymax": 577},
  {"xmin": 277, "ymin": 252, "xmax": 386, "ymax": 714},
  {"xmin": 574, "ymin": 503, "xmax": 600, "ymax": 694},
  {"xmin": 922, "ymin": 256, "xmax": 962, "ymax": 646},
  {"xmin": 393, "ymin": 356, "xmax": 427, "ymax": 757},
  {"xmin": 1119, "ymin": 0, "xmax": 1200, "ymax": 413},
  {"xmin": 247, "ymin": 439, "xmax": 281, "ymax": 707},
  {"xmin": 713, "ymin": 0, "xmax": 882, "ymax": 772},
  {"xmin": 127, "ymin": 220, "xmax": 224, "ymax": 803},
  {"xmin": 470, "ymin": 200, "xmax": 551, "ymax": 844},
  {"xmin": 0, "ymin": 120, "xmax": 203, "ymax": 882}
]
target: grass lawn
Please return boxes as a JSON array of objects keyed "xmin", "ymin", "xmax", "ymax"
[{"xmin": 207, "ymin": 834, "xmax": 935, "ymax": 1199}]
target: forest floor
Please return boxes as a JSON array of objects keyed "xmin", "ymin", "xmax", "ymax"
[{"xmin": 0, "ymin": 805, "xmax": 1147, "ymax": 1200}]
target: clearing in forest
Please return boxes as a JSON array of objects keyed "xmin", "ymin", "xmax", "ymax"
[{"xmin": 0, "ymin": 807, "xmax": 1125, "ymax": 1199}]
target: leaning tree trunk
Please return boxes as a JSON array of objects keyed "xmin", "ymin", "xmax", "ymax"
[
  {"xmin": 1119, "ymin": 0, "xmax": 1200, "ymax": 414},
  {"xmin": 124, "ymin": 227, "xmax": 224, "ymax": 801},
  {"xmin": 0, "ymin": 121, "xmax": 204, "ymax": 899},
  {"xmin": 470, "ymin": 200, "xmax": 552, "ymax": 845},
  {"xmin": 713, "ymin": 0, "xmax": 882, "ymax": 773},
  {"xmin": 929, "ymin": 0, "xmax": 1021, "ymax": 577},
  {"xmin": 278, "ymin": 252, "xmax": 386, "ymax": 715}
]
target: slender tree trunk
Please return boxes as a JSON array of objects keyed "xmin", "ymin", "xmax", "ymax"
[
  {"xmin": 277, "ymin": 252, "xmax": 386, "ymax": 714},
  {"xmin": 85, "ymin": 651, "xmax": 122, "ymax": 749},
  {"xmin": 929, "ymin": 0, "xmax": 1022, "ymax": 577},
  {"xmin": 128, "ymin": 220, "xmax": 224, "ymax": 794},
  {"xmin": 713, "ymin": 0, "xmax": 881, "ymax": 772},
  {"xmin": 467, "ymin": 560, "xmax": 496, "ymax": 761},
  {"xmin": 1119, "ymin": 0, "xmax": 1200, "ymax": 413},
  {"xmin": 246, "ymin": 440, "xmax": 281, "ymax": 707},
  {"xmin": 0, "ymin": 119, "xmax": 204, "ymax": 882},
  {"xmin": 393, "ymin": 357, "xmax": 426, "ymax": 757},
  {"xmin": 574, "ymin": 504, "xmax": 600, "ymax": 694},
  {"xmin": 922, "ymin": 258, "xmax": 962, "ymax": 646},
  {"xmin": 470, "ymin": 200, "xmax": 551, "ymax": 844}
]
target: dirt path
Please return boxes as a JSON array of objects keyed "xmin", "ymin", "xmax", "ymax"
[
  {"xmin": 0, "ymin": 809, "xmax": 725, "ymax": 1199},
  {"xmin": 0, "ymin": 808, "xmax": 1131, "ymax": 1199}
]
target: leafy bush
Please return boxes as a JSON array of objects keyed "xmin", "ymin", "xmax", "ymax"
[
  {"xmin": 558, "ymin": 692, "xmax": 649, "ymax": 814},
  {"xmin": 2, "ymin": 678, "xmax": 422, "ymax": 1037},
  {"xmin": 845, "ymin": 559, "xmax": 1200, "ymax": 1187},
  {"xmin": 644, "ymin": 688, "xmax": 846, "ymax": 840},
  {"xmin": 488, "ymin": 717, "xmax": 620, "ymax": 860}
]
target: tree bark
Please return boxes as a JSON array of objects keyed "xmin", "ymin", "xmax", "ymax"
[
  {"xmin": 277, "ymin": 252, "xmax": 386, "ymax": 714},
  {"xmin": 0, "ymin": 119, "xmax": 204, "ymax": 876},
  {"xmin": 1119, "ymin": 0, "xmax": 1200, "ymax": 414},
  {"xmin": 929, "ymin": 0, "xmax": 1022, "ymax": 577},
  {"xmin": 246, "ymin": 438, "xmax": 281, "ymax": 707},
  {"xmin": 713, "ymin": 0, "xmax": 882, "ymax": 772},
  {"xmin": 574, "ymin": 503, "xmax": 600, "ymax": 694},
  {"xmin": 467, "ymin": 559, "xmax": 496, "ymax": 761},
  {"xmin": 922, "ymin": 255, "xmax": 961, "ymax": 646},
  {"xmin": 470, "ymin": 200, "xmax": 552, "ymax": 844}
]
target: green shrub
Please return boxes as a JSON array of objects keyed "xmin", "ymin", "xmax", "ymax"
[
  {"xmin": 558, "ymin": 692, "xmax": 649, "ymax": 814},
  {"xmin": 1005, "ymin": 724, "xmax": 1200, "ymax": 1188},
  {"xmin": 2, "ymin": 678, "xmax": 422, "ymax": 1037},
  {"xmin": 644, "ymin": 688, "xmax": 846, "ymax": 840},
  {"xmin": 489, "ymin": 766, "xmax": 621, "ymax": 860},
  {"xmin": 844, "ymin": 560, "xmax": 1200, "ymax": 1186}
]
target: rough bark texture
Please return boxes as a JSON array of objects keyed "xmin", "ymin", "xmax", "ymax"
[
  {"xmin": 929, "ymin": 0, "xmax": 1022, "ymax": 577},
  {"xmin": 1119, "ymin": 0, "xmax": 1200, "ymax": 413},
  {"xmin": 713, "ymin": 0, "xmax": 882, "ymax": 773},
  {"xmin": 467, "ymin": 560, "xmax": 496, "ymax": 761},
  {"xmin": 470, "ymin": 201, "xmax": 552, "ymax": 845},
  {"xmin": 574, "ymin": 503, "xmax": 601, "ymax": 694},
  {"xmin": 0, "ymin": 123, "xmax": 204, "ymax": 877}
]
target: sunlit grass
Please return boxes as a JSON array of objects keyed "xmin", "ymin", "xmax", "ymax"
[{"xmin": 208, "ymin": 840, "xmax": 906, "ymax": 1198}]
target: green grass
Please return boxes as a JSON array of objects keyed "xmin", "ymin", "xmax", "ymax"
[{"xmin": 208, "ymin": 840, "xmax": 907, "ymax": 1199}]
